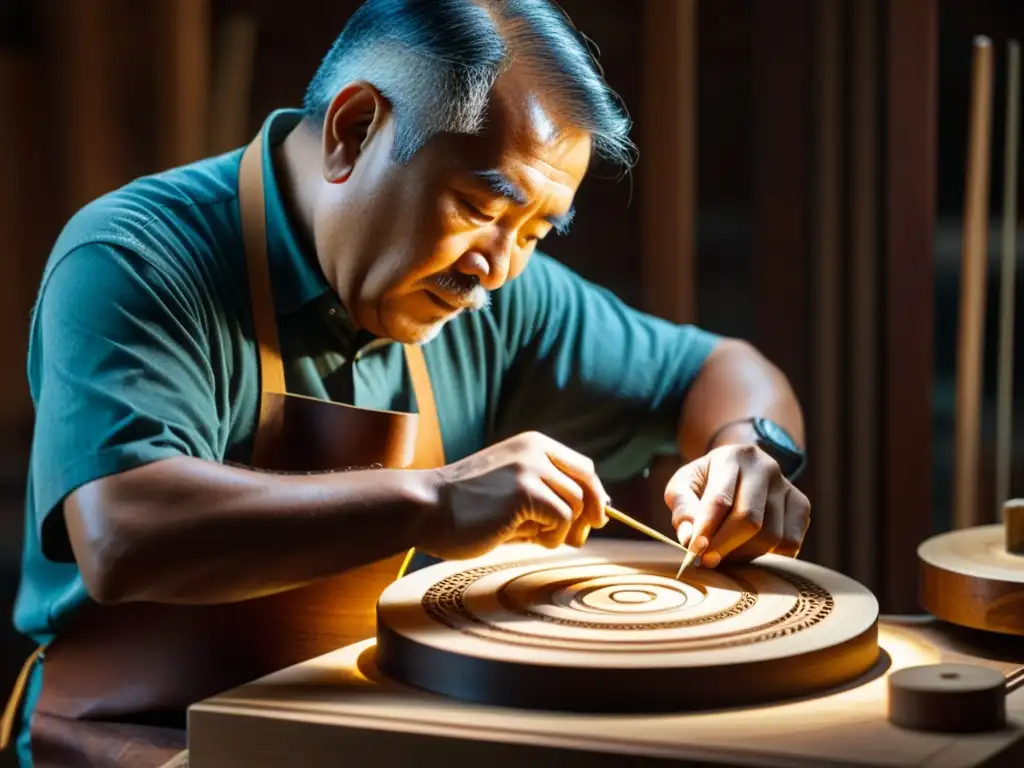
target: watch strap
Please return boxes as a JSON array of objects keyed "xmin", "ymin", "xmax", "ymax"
[{"xmin": 704, "ymin": 417, "xmax": 806, "ymax": 481}]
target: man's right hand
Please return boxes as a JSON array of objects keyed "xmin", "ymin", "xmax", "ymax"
[
  {"xmin": 416, "ymin": 431, "xmax": 610, "ymax": 560},
  {"xmin": 61, "ymin": 433, "xmax": 608, "ymax": 605}
]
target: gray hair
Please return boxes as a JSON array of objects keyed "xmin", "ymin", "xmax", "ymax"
[{"xmin": 302, "ymin": 0, "xmax": 635, "ymax": 170}]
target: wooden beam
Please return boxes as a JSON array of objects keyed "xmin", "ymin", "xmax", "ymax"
[
  {"xmin": 953, "ymin": 37, "xmax": 994, "ymax": 532},
  {"xmin": 208, "ymin": 12, "xmax": 260, "ymax": 155},
  {"xmin": 883, "ymin": 0, "xmax": 939, "ymax": 613},
  {"xmin": 848, "ymin": 0, "xmax": 881, "ymax": 593},
  {"xmin": 996, "ymin": 42, "xmax": 1022, "ymax": 519},
  {"xmin": 637, "ymin": 0, "xmax": 698, "ymax": 532},
  {"xmin": 44, "ymin": 0, "xmax": 124, "ymax": 211},
  {"xmin": 811, "ymin": 0, "xmax": 844, "ymax": 571},
  {"xmin": 752, "ymin": 0, "xmax": 815, "ymax": 545},
  {"xmin": 155, "ymin": 0, "xmax": 212, "ymax": 168},
  {"xmin": 641, "ymin": 0, "xmax": 697, "ymax": 326},
  {"xmin": 0, "ymin": 52, "xmax": 42, "ymax": 469}
]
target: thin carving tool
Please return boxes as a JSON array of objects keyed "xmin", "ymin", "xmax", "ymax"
[
  {"xmin": 604, "ymin": 505, "xmax": 695, "ymax": 580},
  {"xmin": 605, "ymin": 506, "xmax": 686, "ymax": 553},
  {"xmin": 675, "ymin": 549, "xmax": 700, "ymax": 580}
]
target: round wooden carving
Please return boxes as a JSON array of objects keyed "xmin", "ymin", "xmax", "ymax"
[
  {"xmin": 376, "ymin": 540, "xmax": 881, "ymax": 712},
  {"xmin": 919, "ymin": 524, "xmax": 1024, "ymax": 636}
]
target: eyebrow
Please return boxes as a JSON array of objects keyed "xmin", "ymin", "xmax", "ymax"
[
  {"xmin": 471, "ymin": 169, "xmax": 529, "ymax": 205},
  {"xmin": 470, "ymin": 169, "xmax": 575, "ymax": 235},
  {"xmin": 545, "ymin": 206, "xmax": 575, "ymax": 235}
]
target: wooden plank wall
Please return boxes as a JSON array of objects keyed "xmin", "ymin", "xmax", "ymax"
[
  {"xmin": 883, "ymin": 0, "xmax": 939, "ymax": 614},
  {"xmin": 0, "ymin": 0, "xmax": 233, "ymax": 484},
  {"xmin": 0, "ymin": 51, "xmax": 43, "ymax": 479},
  {"xmin": 748, "ymin": 0, "xmax": 938, "ymax": 612}
]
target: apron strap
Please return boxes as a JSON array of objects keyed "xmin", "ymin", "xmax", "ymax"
[
  {"xmin": 403, "ymin": 344, "xmax": 445, "ymax": 469},
  {"xmin": 237, "ymin": 128, "xmax": 446, "ymax": 576},
  {"xmin": 237, "ymin": 132, "xmax": 445, "ymax": 471},
  {"xmin": 1, "ymin": 126, "xmax": 449, "ymax": 752},
  {"xmin": 238, "ymin": 134, "xmax": 287, "ymax": 468},
  {"xmin": 0, "ymin": 646, "xmax": 43, "ymax": 751}
]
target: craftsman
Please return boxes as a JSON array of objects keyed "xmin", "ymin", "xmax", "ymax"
[{"xmin": 5, "ymin": 0, "xmax": 808, "ymax": 765}]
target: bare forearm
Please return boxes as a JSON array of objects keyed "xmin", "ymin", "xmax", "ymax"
[
  {"xmin": 65, "ymin": 456, "xmax": 437, "ymax": 605},
  {"xmin": 678, "ymin": 338, "xmax": 804, "ymax": 459}
]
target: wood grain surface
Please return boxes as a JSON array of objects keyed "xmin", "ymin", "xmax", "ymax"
[
  {"xmin": 918, "ymin": 525, "xmax": 1024, "ymax": 636},
  {"xmin": 187, "ymin": 616, "xmax": 1024, "ymax": 768}
]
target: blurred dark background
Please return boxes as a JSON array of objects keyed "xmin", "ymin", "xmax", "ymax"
[{"xmin": 2, "ymin": 1, "xmax": 1023, "ymax": 761}]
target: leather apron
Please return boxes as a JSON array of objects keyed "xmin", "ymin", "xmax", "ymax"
[{"xmin": 1, "ymin": 128, "xmax": 446, "ymax": 767}]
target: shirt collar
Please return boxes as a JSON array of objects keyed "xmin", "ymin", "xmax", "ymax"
[{"xmin": 256, "ymin": 108, "xmax": 333, "ymax": 316}]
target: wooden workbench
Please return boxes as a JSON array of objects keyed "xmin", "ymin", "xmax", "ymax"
[{"xmin": 184, "ymin": 616, "xmax": 1024, "ymax": 767}]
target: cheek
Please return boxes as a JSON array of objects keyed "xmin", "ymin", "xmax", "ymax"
[
  {"xmin": 389, "ymin": 199, "xmax": 468, "ymax": 285},
  {"xmin": 506, "ymin": 246, "xmax": 534, "ymax": 281},
  {"xmin": 399, "ymin": 236, "xmax": 467, "ymax": 287}
]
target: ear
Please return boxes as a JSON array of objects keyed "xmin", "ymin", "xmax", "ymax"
[{"xmin": 321, "ymin": 82, "xmax": 390, "ymax": 183}]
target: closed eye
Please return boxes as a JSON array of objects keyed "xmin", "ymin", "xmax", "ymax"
[{"xmin": 459, "ymin": 197, "xmax": 493, "ymax": 221}]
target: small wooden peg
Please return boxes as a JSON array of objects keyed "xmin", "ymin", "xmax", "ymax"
[{"xmin": 1005, "ymin": 498, "xmax": 1024, "ymax": 555}]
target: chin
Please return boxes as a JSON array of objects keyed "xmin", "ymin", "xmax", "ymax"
[{"xmin": 383, "ymin": 314, "xmax": 449, "ymax": 345}]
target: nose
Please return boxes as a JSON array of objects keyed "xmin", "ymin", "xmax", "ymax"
[{"xmin": 455, "ymin": 232, "xmax": 513, "ymax": 291}]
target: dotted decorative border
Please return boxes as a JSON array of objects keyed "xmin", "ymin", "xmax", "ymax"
[{"xmin": 418, "ymin": 560, "xmax": 834, "ymax": 650}]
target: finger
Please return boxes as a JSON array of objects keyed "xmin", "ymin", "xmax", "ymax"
[
  {"xmin": 774, "ymin": 486, "xmax": 812, "ymax": 557},
  {"xmin": 665, "ymin": 460, "xmax": 703, "ymax": 547},
  {"xmin": 506, "ymin": 521, "xmax": 542, "ymax": 542},
  {"xmin": 539, "ymin": 470, "xmax": 586, "ymax": 526},
  {"xmin": 671, "ymin": 491, "xmax": 701, "ymax": 547},
  {"xmin": 689, "ymin": 457, "xmax": 740, "ymax": 560},
  {"xmin": 727, "ymin": 481, "xmax": 787, "ymax": 562},
  {"xmin": 516, "ymin": 475, "xmax": 576, "ymax": 549},
  {"xmin": 545, "ymin": 445, "xmax": 608, "ymax": 529},
  {"xmin": 676, "ymin": 520, "xmax": 694, "ymax": 548},
  {"xmin": 705, "ymin": 463, "xmax": 772, "ymax": 566},
  {"xmin": 565, "ymin": 519, "xmax": 592, "ymax": 548},
  {"xmin": 665, "ymin": 457, "xmax": 705, "ymax": 513}
]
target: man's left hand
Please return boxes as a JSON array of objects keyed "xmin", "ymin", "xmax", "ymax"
[{"xmin": 664, "ymin": 444, "xmax": 811, "ymax": 568}]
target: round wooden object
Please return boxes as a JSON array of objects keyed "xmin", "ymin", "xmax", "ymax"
[
  {"xmin": 918, "ymin": 525, "xmax": 1024, "ymax": 636},
  {"xmin": 376, "ymin": 540, "xmax": 880, "ymax": 712},
  {"xmin": 1006, "ymin": 498, "xmax": 1024, "ymax": 554},
  {"xmin": 888, "ymin": 663, "xmax": 1007, "ymax": 733}
]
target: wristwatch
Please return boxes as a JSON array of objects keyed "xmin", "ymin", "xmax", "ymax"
[{"xmin": 709, "ymin": 417, "xmax": 806, "ymax": 481}]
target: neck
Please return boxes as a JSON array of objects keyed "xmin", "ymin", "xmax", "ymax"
[{"xmin": 274, "ymin": 119, "xmax": 322, "ymax": 266}]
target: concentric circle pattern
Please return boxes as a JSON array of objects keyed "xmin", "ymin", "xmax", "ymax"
[
  {"xmin": 421, "ymin": 559, "xmax": 831, "ymax": 652},
  {"xmin": 376, "ymin": 540, "xmax": 881, "ymax": 712}
]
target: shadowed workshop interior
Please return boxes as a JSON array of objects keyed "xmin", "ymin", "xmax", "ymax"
[{"xmin": 1, "ymin": 1, "xmax": 1023, "ymax": 766}]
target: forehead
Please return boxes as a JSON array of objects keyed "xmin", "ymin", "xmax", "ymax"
[{"xmin": 429, "ymin": 78, "xmax": 593, "ymax": 194}]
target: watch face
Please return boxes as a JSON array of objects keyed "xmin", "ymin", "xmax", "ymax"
[
  {"xmin": 757, "ymin": 418, "xmax": 797, "ymax": 452},
  {"xmin": 754, "ymin": 418, "xmax": 806, "ymax": 481}
]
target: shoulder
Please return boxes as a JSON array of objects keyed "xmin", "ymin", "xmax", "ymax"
[
  {"xmin": 37, "ymin": 150, "xmax": 249, "ymax": 327},
  {"xmin": 44, "ymin": 149, "xmax": 245, "ymax": 290}
]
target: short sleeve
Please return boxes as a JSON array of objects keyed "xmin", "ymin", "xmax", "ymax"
[
  {"xmin": 491, "ymin": 254, "xmax": 719, "ymax": 481},
  {"xmin": 29, "ymin": 243, "xmax": 220, "ymax": 561}
]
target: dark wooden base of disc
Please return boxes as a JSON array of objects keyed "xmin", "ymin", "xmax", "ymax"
[
  {"xmin": 888, "ymin": 663, "xmax": 1007, "ymax": 733},
  {"xmin": 377, "ymin": 621, "xmax": 882, "ymax": 714}
]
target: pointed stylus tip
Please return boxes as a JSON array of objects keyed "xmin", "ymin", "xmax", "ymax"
[{"xmin": 675, "ymin": 549, "xmax": 699, "ymax": 580}]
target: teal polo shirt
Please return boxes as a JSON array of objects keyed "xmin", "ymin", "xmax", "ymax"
[{"xmin": 11, "ymin": 108, "xmax": 718, "ymax": 747}]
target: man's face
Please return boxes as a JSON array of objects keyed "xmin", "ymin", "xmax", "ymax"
[{"xmin": 312, "ymin": 76, "xmax": 592, "ymax": 344}]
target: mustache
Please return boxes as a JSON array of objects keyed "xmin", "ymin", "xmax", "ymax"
[{"xmin": 425, "ymin": 273, "xmax": 490, "ymax": 309}]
